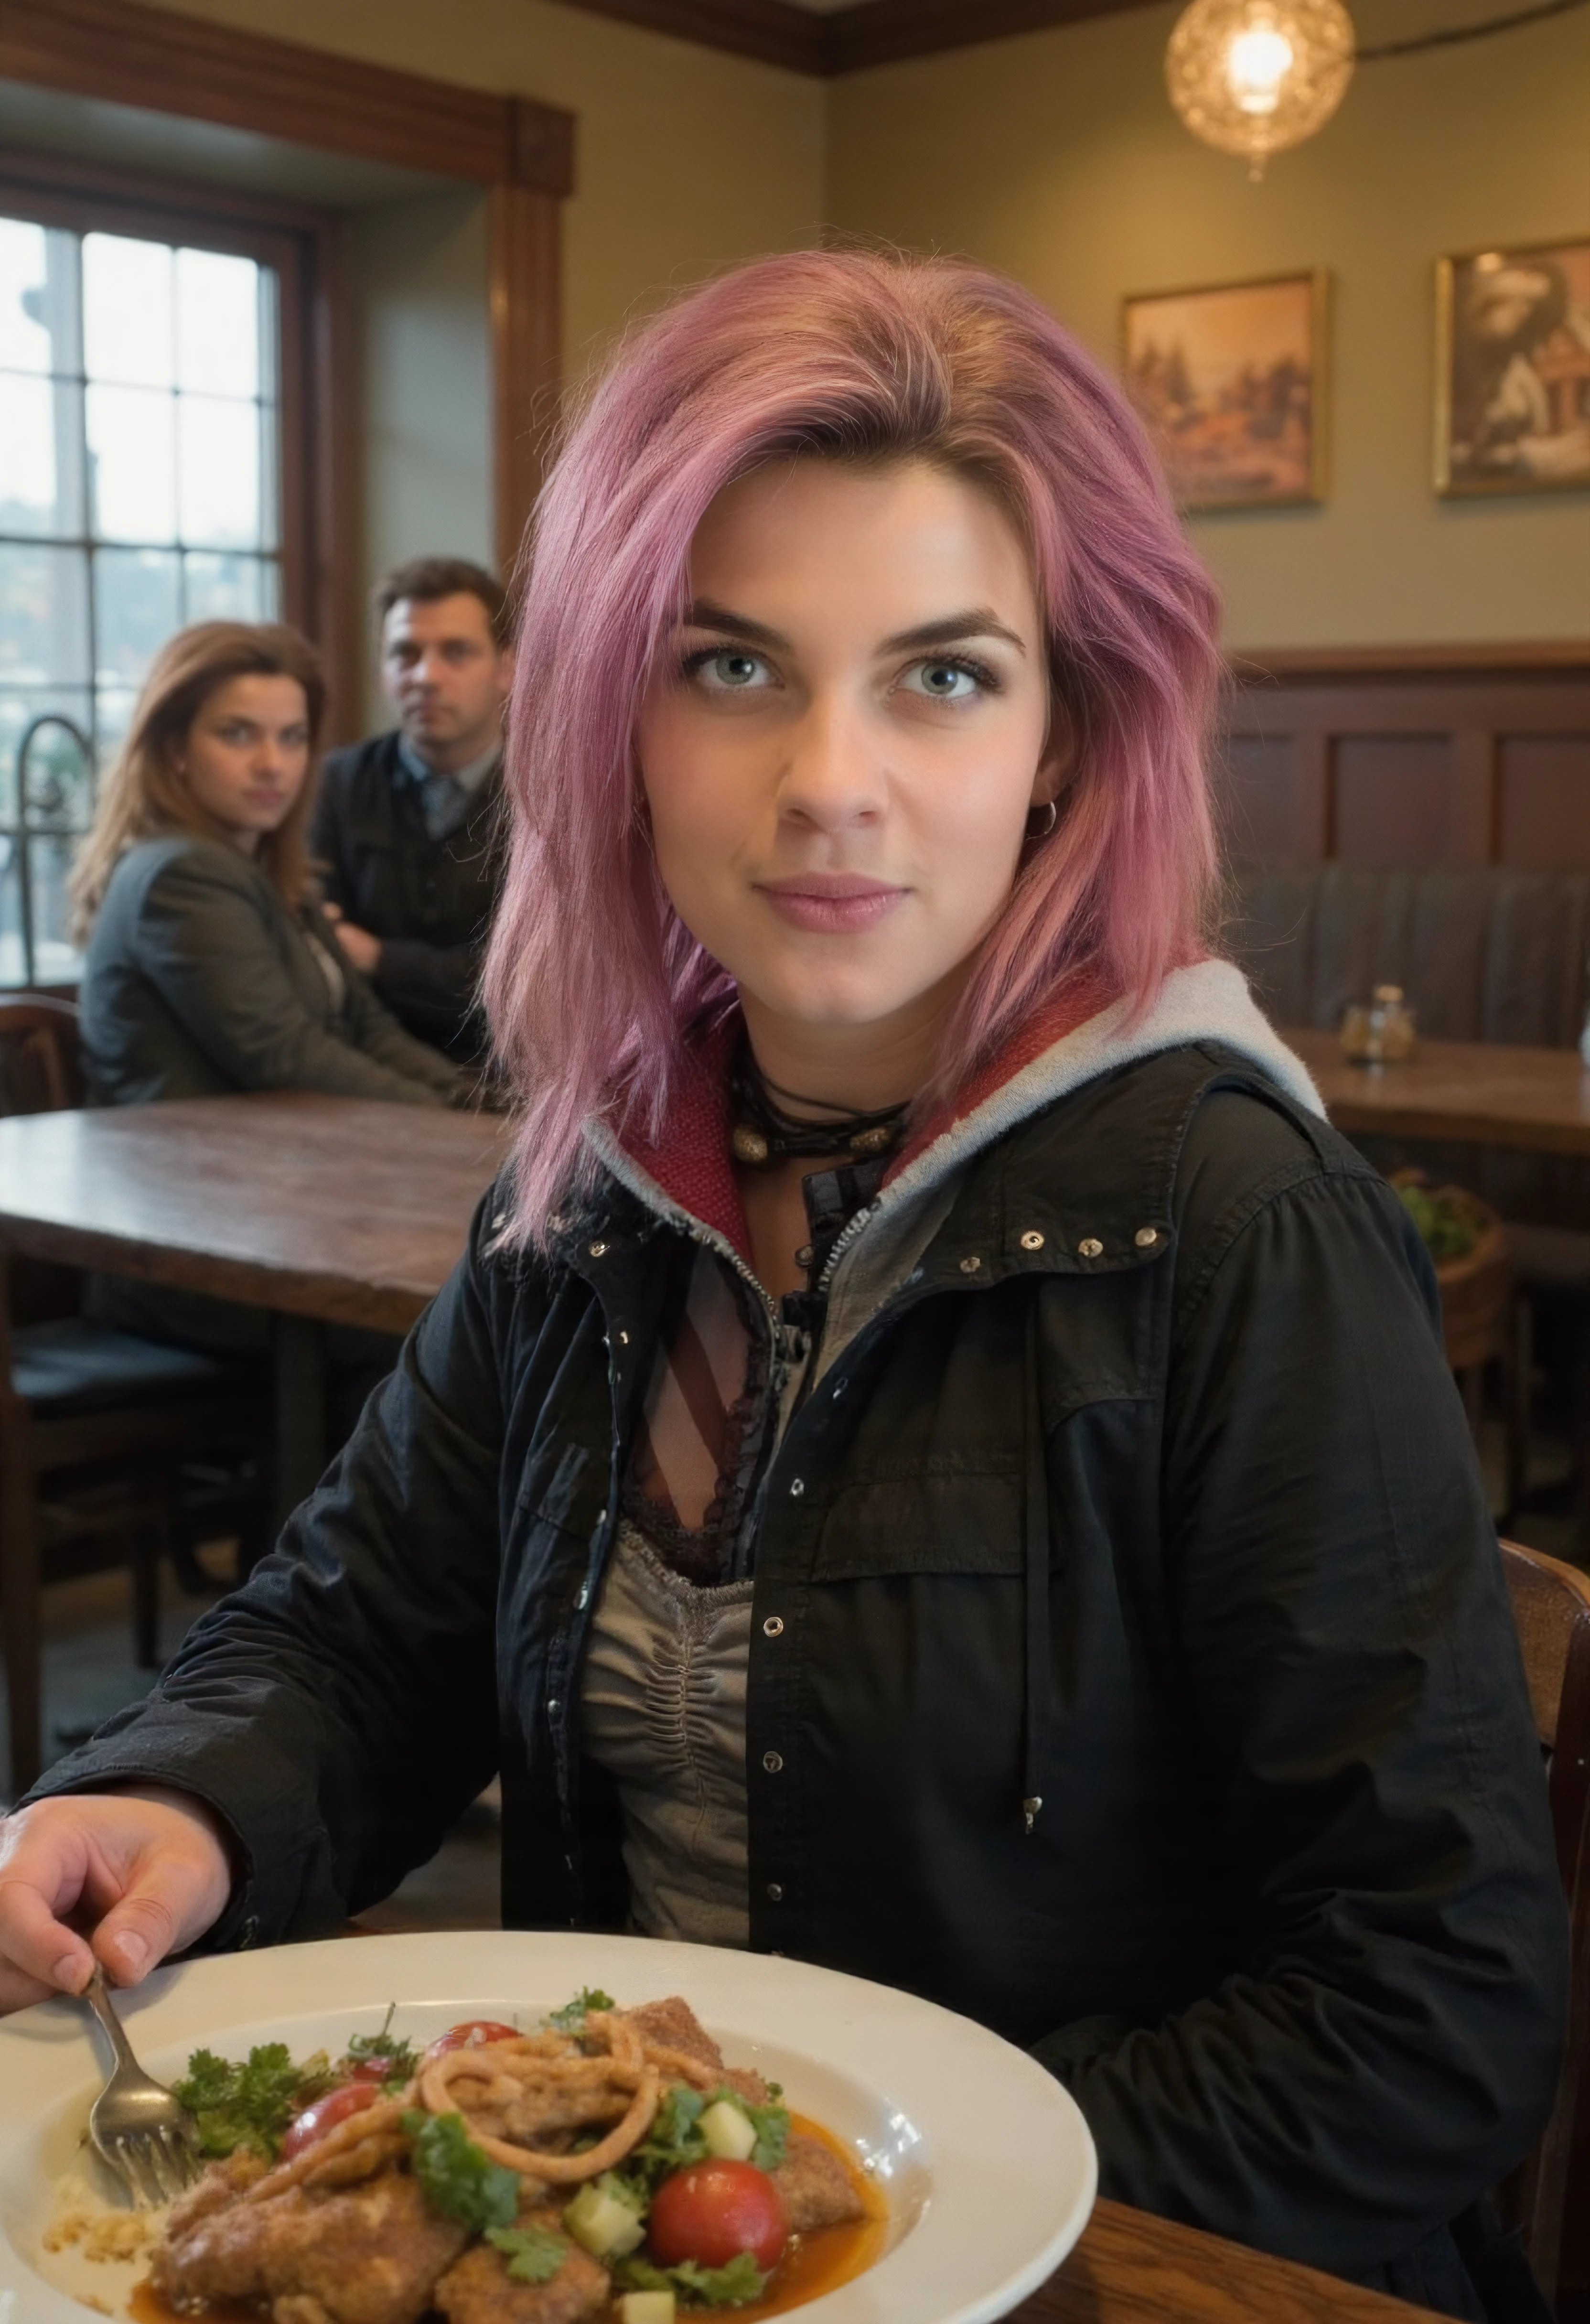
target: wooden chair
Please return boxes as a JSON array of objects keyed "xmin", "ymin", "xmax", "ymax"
[
  {"xmin": 0, "ymin": 997, "xmax": 267, "ymax": 1799},
  {"xmin": 1497, "ymin": 1536, "xmax": 1590, "ymax": 2312}
]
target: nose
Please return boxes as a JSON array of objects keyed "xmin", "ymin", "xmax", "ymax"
[{"xmin": 776, "ymin": 692, "xmax": 885, "ymax": 836}]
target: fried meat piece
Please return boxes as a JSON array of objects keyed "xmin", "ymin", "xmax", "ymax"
[
  {"xmin": 164, "ymin": 2147, "xmax": 270, "ymax": 2240},
  {"xmin": 772, "ymin": 2133, "xmax": 866, "ymax": 2235},
  {"xmin": 622, "ymin": 1996, "xmax": 769, "ymax": 2104},
  {"xmin": 151, "ymin": 2164, "xmax": 471, "ymax": 2324},
  {"xmin": 432, "ymin": 2210, "xmax": 608, "ymax": 2324},
  {"xmin": 622, "ymin": 1996, "xmax": 724, "ymax": 2077}
]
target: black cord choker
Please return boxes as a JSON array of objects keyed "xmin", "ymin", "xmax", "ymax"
[{"xmin": 729, "ymin": 1053, "xmax": 910, "ymax": 1169}]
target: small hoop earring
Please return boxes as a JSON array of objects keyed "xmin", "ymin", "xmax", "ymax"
[{"xmin": 1026, "ymin": 798, "xmax": 1058, "ymax": 840}]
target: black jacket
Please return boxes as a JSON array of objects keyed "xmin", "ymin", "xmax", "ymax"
[
  {"xmin": 35, "ymin": 1044, "xmax": 1567, "ymax": 2315},
  {"xmin": 311, "ymin": 732, "xmax": 505, "ymax": 1059},
  {"xmin": 79, "ymin": 836, "xmax": 465, "ymax": 1108}
]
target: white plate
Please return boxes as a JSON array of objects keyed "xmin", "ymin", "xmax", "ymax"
[{"xmin": 0, "ymin": 1929, "xmax": 1096, "ymax": 2324}]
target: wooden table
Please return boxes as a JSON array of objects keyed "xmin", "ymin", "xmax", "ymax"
[
  {"xmin": 1284, "ymin": 1026, "xmax": 1590, "ymax": 1157},
  {"xmin": 1011, "ymin": 2199, "xmax": 1445, "ymax": 2321},
  {"xmin": 0, "ymin": 1092, "xmax": 509, "ymax": 1514}
]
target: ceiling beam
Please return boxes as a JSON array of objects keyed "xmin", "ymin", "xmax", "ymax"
[{"xmin": 543, "ymin": 0, "xmax": 1156, "ymax": 75}]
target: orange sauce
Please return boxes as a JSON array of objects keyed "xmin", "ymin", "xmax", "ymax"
[{"xmin": 128, "ymin": 2110, "xmax": 886, "ymax": 2324}]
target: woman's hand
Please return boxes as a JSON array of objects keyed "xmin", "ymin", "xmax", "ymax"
[{"xmin": 0, "ymin": 1789, "xmax": 235, "ymax": 2016}]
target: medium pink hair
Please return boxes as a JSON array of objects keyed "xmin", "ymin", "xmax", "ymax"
[{"xmin": 485, "ymin": 248, "xmax": 1223, "ymax": 1240}]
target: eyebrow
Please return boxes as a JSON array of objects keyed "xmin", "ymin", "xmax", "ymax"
[{"xmin": 683, "ymin": 599, "xmax": 1028, "ymax": 657}]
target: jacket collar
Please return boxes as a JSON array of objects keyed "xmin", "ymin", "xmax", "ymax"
[{"xmin": 587, "ymin": 959, "xmax": 1320, "ymax": 1281}]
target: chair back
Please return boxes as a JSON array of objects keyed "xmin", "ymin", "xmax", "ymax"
[
  {"xmin": 0, "ymin": 996, "xmax": 83, "ymax": 1116},
  {"xmin": 1498, "ymin": 1536, "xmax": 1590, "ymax": 2306}
]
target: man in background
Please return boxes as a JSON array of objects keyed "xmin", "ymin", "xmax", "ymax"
[{"xmin": 313, "ymin": 557, "xmax": 514, "ymax": 1061}]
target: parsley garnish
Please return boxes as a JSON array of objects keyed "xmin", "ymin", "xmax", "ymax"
[
  {"xmin": 402, "ymin": 2109, "xmax": 521, "ymax": 2231},
  {"xmin": 342, "ymin": 2003, "xmax": 418, "ymax": 2084},
  {"xmin": 486, "ymin": 2223, "xmax": 569, "ymax": 2283},
  {"xmin": 616, "ymin": 2252, "xmax": 770, "ymax": 2308},
  {"xmin": 172, "ymin": 2044, "xmax": 334, "ymax": 2161},
  {"xmin": 548, "ymin": 1987, "xmax": 616, "ymax": 2033}
]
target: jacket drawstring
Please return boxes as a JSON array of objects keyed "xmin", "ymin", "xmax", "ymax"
[{"xmin": 1022, "ymin": 1300, "xmax": 1049, "ymax": 1837}]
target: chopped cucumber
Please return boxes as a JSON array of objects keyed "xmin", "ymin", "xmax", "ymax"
[
  {"xmin": 619, "ymin": 2294, "xmax": 677, "ymax": 2324},
  {"xmin": 699, "ymin": 2099, "xmax": 758, "ymax": 2163},
  {"xmin": 564, "ymin": 2182, "xmax": 645, "ymax": 2260}
]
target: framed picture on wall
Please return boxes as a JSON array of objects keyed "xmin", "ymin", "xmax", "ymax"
[
  {"xmin": 1436, "ymin": 239, "xmax": 1590, "ymax": 495},
  {"xmin": 1121, "ymin": 271, "xmax": 1329, "ymax": 512}
]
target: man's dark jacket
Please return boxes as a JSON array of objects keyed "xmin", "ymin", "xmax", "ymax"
[
  {"xmin": 36, "ymin": 1045, "xmax": 1568, "ymax": 2318},
  {"xmin": 311, "ymin": 732, "xmax": 504, "ymax": 1059}
]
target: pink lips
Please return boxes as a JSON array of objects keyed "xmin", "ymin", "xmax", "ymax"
[{"xmin": 758, "ymin": 874, "xmax": 907, "ymax": 935}]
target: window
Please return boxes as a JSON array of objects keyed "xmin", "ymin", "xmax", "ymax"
[{"xmin": 0, "ymin": 210, "xmax": 286, "ymax": 984}]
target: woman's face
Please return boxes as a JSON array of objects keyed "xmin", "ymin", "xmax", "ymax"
[
  {"xmin": 172, "ymin": 674, "xmax": 312, "ymax": 851},
  {"xmin": 636, "ymin": 458, "xmax": 1061, "ymax": 1081}
]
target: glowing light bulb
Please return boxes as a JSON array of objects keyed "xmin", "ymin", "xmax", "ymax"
[
  {"xmin": 1226, "ymin": 19, "xmax": 1295, "ymax": 111},
  {"xmin": 1165, "ymin": 0, "xmax": 1355, "ymax": 172}
]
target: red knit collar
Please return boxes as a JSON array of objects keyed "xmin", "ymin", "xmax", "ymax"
[{"xmin": 616, "ymin": 974, "xmax": 1114, "ymax": 1269}]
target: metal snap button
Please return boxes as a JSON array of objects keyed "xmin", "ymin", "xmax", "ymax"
[
  {"xmin": 789, "ymin": 1477, "xmax": 805, "ymax": 1497},
  {"xmin": 1135, "ymin": 1227, "xmax": 1159, "ymax": 1248},
  {"xmin": 763, "ymin": 1615, "xmax": 784, "ymax": 1637},
  {"xmin": 618, "ymin": 1329, "xmax": 630, "ymax": 1345},
  {"xmin": 1020, "ymin": 1229, "xmax": 1045, "ymax": 1252},
  {"xmin": 1078, "ymin": 1237, "xmax": 1104, "ymax": 1259},
  {"xmin": 959, "ymin": 1255, "xmax": 981, "ymax": 1274},
  {"xmin": 762, "ymin": 1751, "xmax": 784, "ymax": 1774},
  {"xmin": 547, "ymin": 1698, "xmax": 560, "ymax": 1717},
  {"xmin": 795, "ymin": 1244, "xmax": 814, "ymax": 1269},
  {"xmin": 588, "ymin": 1241, "xmax": 608, "ymax": 1258},
  {"xmin": 766, "ymin": 1883, "xmax": 784, "ymax": 1903}
]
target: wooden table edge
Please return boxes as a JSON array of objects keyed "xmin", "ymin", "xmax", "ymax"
[{"xmin": 0, "ymin": 1213, "xmax": 433, "ymax": 1336}]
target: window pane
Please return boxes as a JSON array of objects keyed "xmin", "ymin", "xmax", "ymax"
[
  {"xmin": 0, "ymin": 543, "xmax": 91, "ymax": 687},
  {"xmin": 87, "ymin": 383, "xmax": 176, "ymax": 543},
  {"xmin": 83, "ymin": 233, "xmax": 173, "ymax": 388},
  {"xmin": 183, "ymin": 550, "xmax": 270, "ymax": 623},
  {"xmin": 95, "ymin": 546, "xmax": 182, "ymax": 692},
  {"xmin": 0, "ymin": 217, "xmax": 80, "ymax": 376},
  {"xmin": 0, "ymin": 689, "xmax": 93, "ymax": 825},
  {"xmin": 26, "ymin": 830, "xmax": 87, "ymax": 981},
  {"xmin": 0, "ymin": 371, "xmax": 87, "ymax": 539},
  {"xmin": 178, "ymin": 394, "xmax": 260, "ymax": 547},
  {"xmin": 176, "ymin": 247, "xmax": 260, "ymax": 398},
  {"xmin": 96, "ymin": 688, "xmax": 139, "ymax": 763}
]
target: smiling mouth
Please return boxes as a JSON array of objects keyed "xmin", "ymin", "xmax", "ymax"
[{"xmin": 756, "ymin": 877, "xmax": 907, "ymax": 935}]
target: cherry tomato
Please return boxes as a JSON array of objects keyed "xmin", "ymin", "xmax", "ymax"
[
  {"xmin": 647, "ymin": 2161, "xmax": 787, "ymax": 2273},
  {"xmin": 419, "ymin": 2020, "xmax": 520, "ymax": 2068},
  {"xmin": 280, "ymin": 2082, "xmax": 378, "ymax": 2161}
]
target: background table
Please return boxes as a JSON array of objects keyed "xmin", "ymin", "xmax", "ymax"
[
  {"xmin": 1284, "ymin": 1026, "xmax": 1590, "ymax": 1157},
  {"xmin": 1015, "ymin": 2199, "xmax": 1444, "ymax": 2321},
  {"xmin": 0, "ymin": 1092, "xmax": 509, "ymax": 1514}
]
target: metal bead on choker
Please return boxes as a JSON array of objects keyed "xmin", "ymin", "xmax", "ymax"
[{"xmin": 729, "ymin": 1051, "xmax": 910, "ymax": 1169}]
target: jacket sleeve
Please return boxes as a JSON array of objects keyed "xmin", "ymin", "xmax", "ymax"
[
  {"xmin": 1036, "ymin": 1120, "xmax": 1569, "ymax": 2279},
  {"xmin": 133, "ymin": 849, "xmax": 456, "ymax": 1107},
  {"xmin": 23, "ymin": 1199, "xmax": 524, "ymax": 1940},
  {"xmin": 308, "ymin": 765, "xmax": 348, "ymax": 911},
  {"xmin": 320, "ymin": 913, "xmax": 470, "ymax": 1100},
  {"xmin": 373, "ymin": 934, "xmax": 483, "ymax": 1049}
]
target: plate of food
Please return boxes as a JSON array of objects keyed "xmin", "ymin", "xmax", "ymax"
[{"xmin": 0, "ymin": 1929, "xmax": 1096, "ymax": 2324}]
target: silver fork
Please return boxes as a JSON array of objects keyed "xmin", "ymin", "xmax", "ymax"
[{"xmin": 81, "ymin": 1965, "xmax": 204, "ymax": 2206}]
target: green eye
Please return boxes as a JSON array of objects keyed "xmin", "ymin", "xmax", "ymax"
[{"xmin": 705, "ymin": 651, "xmax": 764, "ymax": 688}]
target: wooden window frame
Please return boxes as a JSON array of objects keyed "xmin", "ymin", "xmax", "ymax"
[{"xmin": 0, "ymin": 0, "xmax": 575, "ymax": 730}]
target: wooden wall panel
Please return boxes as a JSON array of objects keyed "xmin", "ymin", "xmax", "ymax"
[
  {"xmin": 1222, "ymin": 652, "xmax": 1590, "ymax": 873},
  {"xmin": 1499, "ymin": 735, "xmax": 1590, "ymax": 872}
]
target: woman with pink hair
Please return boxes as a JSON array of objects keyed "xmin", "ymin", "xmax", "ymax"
[{"xmin": 0, "ymin": 252, "xmax": 1564, "ymax": 2320}]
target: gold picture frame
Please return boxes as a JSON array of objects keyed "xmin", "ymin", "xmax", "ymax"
[
  {"xmin": 1121, "ymin": 270, "xmax": 1331, "ymax": 512},
  {"xmin": 1435, "ymin": 238, "xmax": 1590, "ymax": 496}
]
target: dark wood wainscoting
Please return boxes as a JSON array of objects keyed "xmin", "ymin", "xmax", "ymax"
[{"xmin": 1221, "ymin": 645, "xmax": 1590, "ymax": 873}]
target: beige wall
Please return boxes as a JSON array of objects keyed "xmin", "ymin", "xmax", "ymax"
[
  {"xmin": 827, "ymin": 0, "xmax": 1590, "ymax": 650},
  {"xmin": 157, "ymin": 0, "xmax": 827, "ymax": 378}
]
